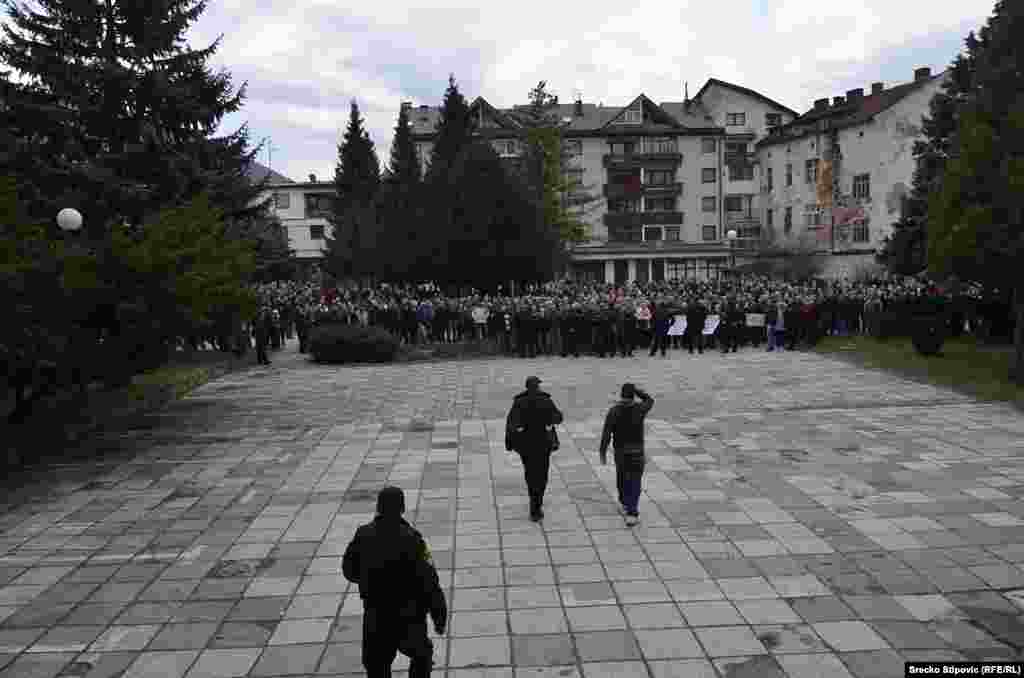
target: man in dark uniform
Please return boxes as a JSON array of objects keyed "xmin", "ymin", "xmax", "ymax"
[
  {"xmin": 599, "ymin": 383, "xmax": 655, "ymax": 526},
  {"xmin": 254, "ymin": 307, "xmax": 272, "ymax": 365},
  {"xmin": 295, "ymin": 305, "xmax": 311, "ymax": 354},
  {"xmin": 561, "ymin": 304, "xmax": 582, "ymax": 357},
  {"xmin": 617, "ymin": 304, "xmax": 637, "ymax": 357},
  {"xmin": 505, "ymin": 376, "xmax": 564, "ymax": 521},
  {"xmin": 343, "ymin": 487, "xmax": 447, "ymax": 678},
  {"xmin": 720, "ymin": 297, "xmax": 743, "ymax": 353},
  {"xmin": 685, "ymin": 298, "xmax": 708, "ymax": 354},
  {"xmin": 648, "ymin": 301, "xmax": 669, "ymax": 357}
]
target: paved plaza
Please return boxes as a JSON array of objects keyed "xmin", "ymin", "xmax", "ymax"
[{"xmin": 3, "ymin": 339, "xmax": 1024, "ymax": 678}]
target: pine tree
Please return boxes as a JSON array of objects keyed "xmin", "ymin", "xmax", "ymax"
[
  {"xmin": 324, "ymin": 100, "xmax": 380, "ymax": 280},
  {"xmin": 426, "ymin": 75, "xmax": 473, "ymax": 182},
  {"xmin": 379, "ymin": 103, "xmax": 422, "ymax": 281},
  {"xmin": 922, "ymin": 0, "xmax": 1024, "ymax": 382},
  {"xmin": 0, "ymin": 0, "xmax": 263, "ymax": 234}
]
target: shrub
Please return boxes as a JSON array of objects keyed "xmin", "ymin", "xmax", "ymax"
[{"xmin": 309, "ymin": 323, "xmax": 399, "ymax": 364}]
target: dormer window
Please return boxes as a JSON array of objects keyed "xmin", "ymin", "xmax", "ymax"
[{"xmin": 619, "ymin": 107, "xmax": 642, "ymax": 124}]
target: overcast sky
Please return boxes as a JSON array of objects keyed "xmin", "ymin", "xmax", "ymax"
[{"xmin": 180, "ymin": 0, "xmax": 995, "ymax": 184}]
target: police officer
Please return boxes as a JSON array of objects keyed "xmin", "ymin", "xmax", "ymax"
[
  {"xmin": 254, "ymin": 307, "xmax": 272, "ymax": 365},
  {"xmin": 685, "ymin": 297, "xmax": 708, "ymax": 354},
  {"xmin": 342, "ymin": 486, "xmax": 448, "ymax": 678},
  {"xmin": 505, "ymin": 376, "xmax": 564, "ymax": 521}
]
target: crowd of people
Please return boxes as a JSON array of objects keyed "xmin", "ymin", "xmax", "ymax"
[{"xmin": 242, "ymin": 274, "xmax": 1008, "ymax": 359}]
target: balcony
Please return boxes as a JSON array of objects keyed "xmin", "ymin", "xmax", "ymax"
[
  {"xmin": 603, "ymin": 152, "xmax": 682, "ymax": 169},
  {"xmin": 603, "ymin": 182, "xmax": 682, "ymax": 199},
  {"xmin": 603, "ymin": 211, "xmax": 683, "ymax": 229}
]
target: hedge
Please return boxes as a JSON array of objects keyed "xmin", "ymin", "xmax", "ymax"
[{"xmin": 308, "ymin": 323, "xmax": 399, "ymax": 364}]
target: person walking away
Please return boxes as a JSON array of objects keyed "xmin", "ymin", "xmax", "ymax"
[
  {"xmin": 295, "ymin": 305, "xmax": 310, "ymax": 354},
  {"xmin": 648, "ymin": 301, "xmax": 669, "ymax": 357},
  {"xmin": 721, "ymin": 298, "xmax": 743, "ymax": 353},
  {"xmin": 599, "ymin": 384, "xmax": 655, "ymax": 526},
  {"xmin": 505, "ymin": 376, "xmax": 564, "ymax": 521},
  {"xmin": 685, "ymin": 298, "xmax": 708, "ymax": 354},
  {"xmin": 343, "ymin": 487, "xmax": 447, "ymax": 678},
  {"xmin": 254, "ymin": 307, "xmax": 272, "ymax": 365}
]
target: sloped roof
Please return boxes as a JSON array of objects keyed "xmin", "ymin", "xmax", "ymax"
[
  {"xmin": 245, "ymin": 160, "xmax": 294, "ymax": 185},
  {"xmin": 659, "ymin": 101, "xmax": 716, "ymax": 127},
  {"xmin": 758, "ymin": 70, "xmax": 946, "ymax": 147},
  {"xmin": 409, "ymin": 104, "xmax": 442, "ymax": 136},
  {"xmin": 693, "ymin": 78, "xmax": 799, "ymax": 117}
]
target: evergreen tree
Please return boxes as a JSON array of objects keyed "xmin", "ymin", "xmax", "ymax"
[
  {"xmin": 325, "ymin": 100, "xmax": 380, "ymax": 280},
  {"xmin": 922, "ymin": 0, "xmax": 1024, "ymax": 383},
  {"xmin": 0, "ymin": 0, "xmax": 264, "ymax": 234},
  {"xmin": 877, "ymin": 52, "xmax": 966, "ymax": 275},
  {"xmin": 426, "ymin": 75, "xmax": 473, "ymax": 182},
  {"xmin": 379, "ymin": 103, "xmax": 423, "ymax": 281}
]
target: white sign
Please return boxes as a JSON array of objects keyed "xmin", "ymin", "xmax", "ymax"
[
  {"xmin": 668, "ymin": 315, "xmax": 687, "ymax": 336},
  {"xmin": 703, "ymin": 315, "xmax": 720, "ymax": 335},
  {"xmin": 746, "ymin": 313, "xmax": 766, "ymax": 328}
]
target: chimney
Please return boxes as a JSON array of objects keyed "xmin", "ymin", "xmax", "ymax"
[
  {"xmin": 871, "ymin": 82, "xmax": 884, "ymax": 95},
  {"xmin": 308, "ymin": 173, "xmax": 316, "ymax": 183},
  {"xmin": 914, "ymin": 67, "xmax": 931, "ymax": 82},
  {"xmin": 574, "ymin": 98, "xmax": 584, "ymax": 117},
  {"xmin": 814, "ymin": 98, "xmax": 829, "ymax": 111},
  {"xmin": 832, "ymin": 96, "xmax": 846, "ymax": 107},
  {"xmin": 846, "ymin": 88, "xmax": 864, "ymax": 101}
]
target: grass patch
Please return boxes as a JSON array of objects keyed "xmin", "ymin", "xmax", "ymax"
[
  {"xmin": 815, "ymin": 335, "xmax": 1024, "ymax": 409},
  {"xmin": 130, "ymin": 365, "xmax": 211, "ymax": 400}
]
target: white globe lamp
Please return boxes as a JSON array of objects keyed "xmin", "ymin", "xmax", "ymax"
[{"xmin": 57, "ymin": 208, "xmax": 83, "ymax": 232}]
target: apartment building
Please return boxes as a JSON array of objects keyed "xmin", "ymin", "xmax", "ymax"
[
  {"xmin": 408, "ymin": 81, "xmax": 798, "ymax": 283},
  {"xmin": 756, "ymin": 67, "xmax": 948, "ymax": 278}
]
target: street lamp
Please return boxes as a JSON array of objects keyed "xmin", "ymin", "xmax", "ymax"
[
  {"xmin": 57, "ymin": 207, "xmax": 83, "ymax": 233},
  {"xmin": 726, "ymin": 228, "xmax": 738, "ymax": 273}
]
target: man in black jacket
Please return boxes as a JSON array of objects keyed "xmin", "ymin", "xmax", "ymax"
[
  {"xmin": 505, "ymin": 376, "xmax": 564, "ymax": 521},
  {"xmin": 599, "ymin": 384, "xmax": 655, "ymax": 526},
  {"xmin": 685, "ymin": 299, "xmax": 708, "ymax": 354},
  {"xmin": 342, "ymin": 486, "xmax": 447, "ymax": 678}
]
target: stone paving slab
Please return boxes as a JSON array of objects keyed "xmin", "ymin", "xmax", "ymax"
[{"xmin": 1, "ymin": 338, "xmax": 1024, "ymax": 677}]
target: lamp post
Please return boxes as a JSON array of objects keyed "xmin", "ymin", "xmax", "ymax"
[
  {"xmin": 727, "ymin": 228, "xmax": 738, "ymax": 275},
  {"xmin": 57, "ymin": 207, "xmax": 83, "ymax": 234}
]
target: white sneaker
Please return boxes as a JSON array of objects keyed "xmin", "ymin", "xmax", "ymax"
[{"xmin": 625, "ymin": 515, "xmax": 639, "ymax": 527}]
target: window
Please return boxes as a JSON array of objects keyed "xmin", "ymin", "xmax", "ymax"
[
  {"xmin": 644, "ymin": 137, "xmax": 676, "ymax": 154},
  {"xmin": 304, "ymin": 193, "xmax": 332, "ymax": 218},
  {"xmin": 701, "ymin": 168, "xmax": 717, "ymax": 183},
  {"xmin": 766, "ymin": 208, "xmax": 774, "ymax": 229},
  {"xmin": 665, "ymin": 226, "xmax": 681, "ymax": 241},
  {"xmin": 619, "ymin": 107, "xmax": 642, "ymax": 124},
  {"xmin": 766, "ymin": 113, "xmax": 782, "ymax": 127},
  {"xmin": 784, "ymin": 206, "xmax": 793, "ymax": 233},
  {"xmin": 785, "ymin": 163, "xmax": 793, "ymax": 186},
  {"xmin": 494, "ymin": 139, "xmax": 519, "ymax": 156},
  {"xmin": 729, "ymin": 163, "xmax": 754, "ymax": 181},
  {"xmin": 309, "ymin": 224, "xmax": 325, "ymax": 240},
  {"xmin": 805, "ymin": 159, "xmax": 819, "ymax": 184},
  {"xmin": 645, "ymin": 170, "xmax": 673, "ymax": 186},
  {"xmin": 702, "ymin": 196, "xmax": 717, "ymax": 212},
  {"xmin": 853, "ymin": 221, "xmax": 869, "ymax": 242},
  {"xmin": 702, "ymin": 138, "xmax": 716, "ymax": 154},
  {"xmin": 645, "ymin": 197, "xmax": 675, "ymax": 212},
  {"xmin": 766, "ymin": 167, "xmax": 774, "ymax": 191},
  {"xmin": 853, "ymin": 173, "xmax": 871, "ymax": 199},
  {"xmin": 723, "ymin": 196, "xmax": 744, "ymax": 213},
  {"xmin": 273, "ymin": 192, "xmax": 290, "ymax": 209},
  {"xmin": 564, "ymin": 139, "xmax": 582, "ymax": 156},
  {"xmin": 726, "ymin": 112, "xmax": 746, "ymax": 126},
  {"xmin": 643, "ymin": 226, "xmax": 663, "ymax": 241},
  {"xmin": 725, "ymin": 141, "xmax": 746, "ymax": 156},
  {"xmin": 805, "ymin": 204, "xmax": 822, "ymax": 226},
  {"xmin": 702, "ymin": 225, "xmax": 718, "ymax": 241},
  {"xmin": 609, "ymin": 141, "xmax": 636, "ymax": 156},
  {"xmin": 666, "ymin": 260, "xmax": 685, "ymax": 280},
  {"xmin": 609, "ymin": 198, "xmax": 641, "ymax": 213}
]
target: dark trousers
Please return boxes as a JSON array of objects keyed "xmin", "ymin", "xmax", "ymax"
[
  {"xmin": 614, "ymin": 449, "xmax": 645, "ymax": 515},
  {"xmin": 684, "ymin": 330, "xmax": 704, "ymax": 353},
  {"xmin": 618, "ymin": 329, "xmax": 634, "ymax": 356},
  {"xmin": 296, "ymin": 325, "xmax": 308, "ymax": 353},
  {"xmin": 720, "ymin": 326, "xmax": 739, "ymax": 352},
  {"xmin": 518, "ymin": 450, "xmax": 551, "ymax": 512},
  {"xmin": 562, "ymin": 331, "xmax": 579, "ymax": 357},
  {"xmin": 255, "ymin": 337, "xmax": 270, "ymax": 364},
  {"xmin": 362, "ymin": 607, "xmax": 433, "ymax": 678},
  {"xmin": 648, "ymin": 332, "xmax": 667, "ymax": 356}
]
